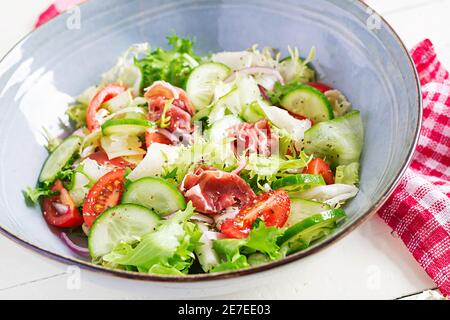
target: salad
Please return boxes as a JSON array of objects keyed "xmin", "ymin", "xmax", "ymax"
[{"xmin": 25, "ymin": 34, "xmax": 363, "ymax": 275}]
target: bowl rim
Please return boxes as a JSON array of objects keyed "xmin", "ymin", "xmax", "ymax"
[{"xmin": 0, "ymin": 0, "xmax": 423, "ymax": 282}]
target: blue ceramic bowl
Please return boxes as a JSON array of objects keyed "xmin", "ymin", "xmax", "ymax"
[{"xmin": 0, "ymin": 0, "xmax": 421, "ymax": 282}]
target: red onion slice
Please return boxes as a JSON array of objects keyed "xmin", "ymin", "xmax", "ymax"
[
  {"xmin": 203, "ymin": 230, "xmax": 226, "ymax": 240},
  {"xmin": 190, "ymin": 213, "xmax": 215, "ymax": 225},
  {"xmin": 258, "ymin": 84, "xmax": 271, "ymax": 101},
  {"xmin": 60, "ymin": 232, "xmax": 90, "ymax": 257},
  {"xmin": 52, "ymin": 202, "xmax": 69, "ymax": 216},
  {"xmin": 225, "ymin": 67, "xmax": 284, "ymax": 84}
]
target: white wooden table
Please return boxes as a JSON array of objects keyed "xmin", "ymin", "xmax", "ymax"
[{"xmin": 0, "ymin": 0, "xmax": 447, "ymax": 300}]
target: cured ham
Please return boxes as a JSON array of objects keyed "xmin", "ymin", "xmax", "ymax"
[
  {"xmin": 145, "ymin": 81, "xmax": 194, "ymax": 138},
  {"xmin": 181, "ymin": 166, "xmax": 256, "ymax": 215},
  {"xmin": 227, "ymin": 119, "xmax": 276, "ymax": 157}
]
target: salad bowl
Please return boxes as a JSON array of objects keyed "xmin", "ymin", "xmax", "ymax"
[{"xmin": 0, "ymin": 0, "xmax": 421, "ymax": 293}]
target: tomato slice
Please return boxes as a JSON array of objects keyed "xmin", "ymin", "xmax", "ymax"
[
  {"xmin": 86, "ymin": 84, "xmax": 127, "ymax": 131},
  {"xmin": 42, "ymin": 180, "xmax": 84, "ymax": 228},
  {"xmin": 307, "ymin": 82, "xmax": 332, "ymax": 93},
  {"xmin": 82, "ymin": 168, "xmax": 126, "ymax": 227},
  {"xmin": 220, "ymin": 190, "xmax": 290, "ymax": 239},
  {"xmin": 145, "ymin": 130, "xmax": 172, "ymax": 149},
  {"xmin": 87, "ymin": 151, "xmax": 134, "ymax": 169},
  {"xmin": 304, "ymin": 158, "xmax": 335, "ymax": 185}
]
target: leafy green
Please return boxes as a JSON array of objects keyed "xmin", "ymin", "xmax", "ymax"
[
  {"xmin": 23, "ymin": 186, "xmax": 56, "ymax": 205},
  {"xmin": 66, "ymin": 103, "xmax": 87, "ymax": 128},
  {"xmin": 211, "ymin": 221, "xmax": 285, "ymax": 273},
  {"xmin": 42, "ymin": 128, "xmax": 62, "ymax": 153},
  {"xmin": 335, "ymin": 162, "xmax": 360, "ymax": 185},
  {"xmin": 268, "ymin": 81, "xmax": 305, "ymax": 105},
  {"xmin": 134, "ymin": 33, "xmax": 200, "ymax": 90},
  {"xmin": 247, "ymin": 253, "xmax": 270, "ymax": 266},
  {"xmin": 102, "ymin": 202, "xmax": 202, "ymax": 275},
  {"xmin": 241, "ymin": 152, "xmax": 311, "ymax": 191},
  {"xmin": 243, "ymin": 221, "xmax": 285, "ymax": 260},
  {"xmin": 162, "ymin": 136, "xmax": 237, "ymax": 184}
]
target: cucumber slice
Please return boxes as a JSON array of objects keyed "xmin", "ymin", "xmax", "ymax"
[
  {"xmin": 279, "ymin": 208, "xmax": 346, "ymax": 254},
  {"xmin": 287, "ymin": 198, "xmax": 331, "ymax": 227},
  {"xmin": 271, "ymin": 174, "xmax": 325, "ymax": 192},
  {"xmin": 39, "ymin": 135, "xmax": 82, "ymax": 183},
  {"xmin": 101, "ymin": 118, "xmax": 154, "ymax": 136},
  {"xmin": 186, "ymin": 62, "xmax": 231, "ymax": 110},
  {"xmin": 122, "ymin": 177, "xmax": 186, "ymax": 216},
  {"xmin": 303, "ymin": 110, "xmax": 364, "ymax": 166},
  {"xmin": 280, "ymin": 85, "xmax": 333, "ymax": 123},
  {"xmin": 88, "ymin": 204, "xmax": 161, "ymax": 258},
  {"xmin": 207, "ymin": 115, "xmax": 242, "ymax": 142}
]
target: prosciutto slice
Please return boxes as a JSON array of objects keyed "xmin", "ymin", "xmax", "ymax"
[
  {"xmin": 181, "ymin": 166, "xmax": 256, "ymax": 215},
  {"xmin": 145, "ymin": 81, "xmax": 194, "ymax": 137},
  {"xmin": 227, "ymin": 119, "xmax": 276, "ymax": 157}
]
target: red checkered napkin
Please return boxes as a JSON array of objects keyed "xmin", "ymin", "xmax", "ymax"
[{"xmin": 379, "ymin": 39, "xmax": 450, "ymax": 296}]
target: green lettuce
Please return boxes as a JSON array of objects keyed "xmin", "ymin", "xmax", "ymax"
[
  {"xmin": 23, "ymin": 186, "xmax": 56, "ymax": 205},
  {"xmin": 211, "ymin": 221, "xmax": 285, "ymax": 273},
  {"xmin": 42, "ymin": 128, "xmax": 62, "ymax": 153},
  {"xmin": 134, "ymin": 33, "xmax": 200, "ymax": 90},
  {"xmin": 268, "ymin": 82, "xmax": 305, "ymax": 105},
  {"xmin": 335, "ymin": 162, "xmax": 360, "ymax": 185},
  {"xmin": 162, "ymin": 136, "xmax": 238, "ymax": 184},
  {"xmin": 242, "ymin": 152, "xmax": 311, "ymax": 191},
  {"xmin": 102, "ymin": 202, "xmax": 202, "ymax": 275},
  {"xmin": 66, "ymin": 103, "xmax": 87, "ymax": 128}
]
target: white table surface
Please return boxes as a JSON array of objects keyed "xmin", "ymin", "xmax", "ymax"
[{"xmin": 0, "ymin": 0, "xmax": 447, "ymax": 300}]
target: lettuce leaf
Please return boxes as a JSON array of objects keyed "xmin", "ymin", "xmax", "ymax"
[
  {"xmin": 134, "ymin": 34, "xmax": 200, "ymax": 90},
  {"xmin": 23, "ymin": 186, "xmax": 56, "ymax": 205},
  {"xmin": 241, "ymin": 152, "xmax": 310, "ymax": 191},
  {"xmin": 42, "ymin": 128, "xmax": 62, "ymax": 153},
  {"xmin": 335, "ymin": 162, "xmax": 360, "ymax": 185},
  {"xmin": 102, "ymin": 202, "xmax": 202, "ymax": 275},
  {"xmin": 66, "ymin": 103, "xmax": 87, "ymax": 128},
  {"xmin": 101, "ymin": 44, "xmax": 148, "ymax": 96},
  {"xmin": 211, "ymin": 221, "xmax": 285, "ymax": 273},
  {"xmin": 268, "ymin": 81, "xmax": 304, "ymax": 105},
  {"xmin": 162, "ymin": 136, "xmax": 238, "ymax": 184}
]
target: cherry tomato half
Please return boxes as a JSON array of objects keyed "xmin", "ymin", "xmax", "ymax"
[
  {"xmin": 304, "ymin": 158, "xmax": 335, "ymax": 185},
  {"xmin": 82, "ymin": 168, "xmax": 126, "ymax": 227},
  {"xmin": 42, "ymin": 180, "xmax": 84, "ymax": 228},
  {"xmin": 87, "ymin": 151, "xmax": 134, "ymax": 169},
  {"xmin": 145, "ymin": 130, "xmax": 172, "ymax": 149},
  {"xmin": 220, "ymin": 190, "xmax": 290, "ymax": 239},
  {"xmin": 307, "ymin": 82, "xmax": 332, "ymax": 93},
  {"xmin": 86, "ymin": 84, "xmax": 127, "ymax": 131}
]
